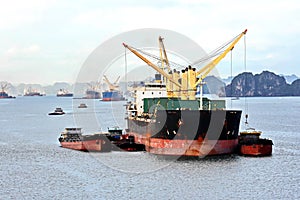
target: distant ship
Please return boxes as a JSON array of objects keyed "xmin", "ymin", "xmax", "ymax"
[
  {"xmin": 102, "ymin": 91, "xmax": 125, "ymax": 101},
  {"xmin": 84, "ymin": 90, "xmax": 101, "ymax": 99},
  {"xmin": 0, "ymin": 91, "xmax": 15, "ymax": 99},
  {"xmin": 24, "ymin": 87, "xmax": 45, "ymax": 96},
  {"xmin": 83, "ymin": 83, "xmax": 101, "ymax": 99},
  {"xmin": 101, "ymin": 75, "xmax": 125, "ymax": 101},
  {"xmin": 57, "ymin": 89, "xmax": 73, "ymax": 97},
  {"xmin": 0, "ymin": 83, "xmax": 15, "ymax": 99}
]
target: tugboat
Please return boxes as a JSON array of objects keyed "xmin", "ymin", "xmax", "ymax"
[
  {"xmin": 238, "ymin": 128, "xmax": 273, "ymax": 156},
  {"xmin": 58, "ymin": 128, "xmax": 111, "ymax": 152},
  {"xmin": 105, "ymin": 127, "xmax": 145, "ymax": 151},
  {"xmin": 48, "ymin": 107, "xmax": 65, "ymax": 115}
]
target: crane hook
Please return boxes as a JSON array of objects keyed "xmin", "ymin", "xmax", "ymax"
[{"xmin": 245, "ymin": 114, "xmax": 248, "ymax": 125}]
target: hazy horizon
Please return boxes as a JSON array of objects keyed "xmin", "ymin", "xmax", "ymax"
[{"xmin": 1, "ymin": 70, "xmax": 299, "ymax": 87}]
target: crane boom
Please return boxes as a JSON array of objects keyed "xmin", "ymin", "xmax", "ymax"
[
  {"xmin": 122, "ymin": 29, "xmax": 247, "ymax": 101},
  {"xmin": 113, "ymin": 76, "xmax": 120, "ymax": 85},
  {"xmin": 194, "ymin": 29, "xmax": 247, "ymax": 88},
  {"xmin": 103, "ymin": 75, "xmax": 119, "ymax": 91},
  {"xmin": 122, "ymin": 43, "xmax": 181, "ymax": 88},
  {"xmin": 158, "ymin": 36, "xmax": 171, "ymax": 72}
]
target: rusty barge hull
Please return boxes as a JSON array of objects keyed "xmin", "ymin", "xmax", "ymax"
[{"xmin": 60, "ymin": 134, "xmax": 111, "ymax": 152}]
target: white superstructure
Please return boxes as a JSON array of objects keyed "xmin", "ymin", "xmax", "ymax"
[{"xmin": 131, "ymin": 82, "xmax": 167, "ymax": 115}]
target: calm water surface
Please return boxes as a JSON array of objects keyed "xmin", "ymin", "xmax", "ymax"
[{"xmin": 0, "ymin": 96, "xmax": 299, "ymax": 199}]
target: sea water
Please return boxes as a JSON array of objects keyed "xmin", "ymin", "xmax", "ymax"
[{"xmin": 0, "ymin": 96, "xmax": 299, "ymax": 199}]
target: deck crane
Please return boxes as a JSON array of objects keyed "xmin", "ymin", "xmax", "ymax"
[
  {"xmin": 0, "ymin": 83, "xmax": 8, "ymax": 93},
  {"xmin": 193, "ymin": 29, "xmax": 247, "ymax": 88},
  {"xmin": 87, "ymin": 82, "xmax": 100, "ymax": 91},
  {"xmin": 103, "ymin": 75, "xmax": 120, "ymax": 91},
  {"xmin": 123, "ymin": 29, "xmax": 247, "ymax": 105},
  {"xmin": 123, "ymin": 42, "xmax": 181, "ymax": 98},
  {"xmin": 190, "ymin": 29, "xmax": 247, "ymax": 108},
  {"xmin": 158, "ymin": 36, "xmax": 181, "ymax": 96},
  {"xmin": 158, "ymin": 36, "xmax": 171, "ymax": 73}
]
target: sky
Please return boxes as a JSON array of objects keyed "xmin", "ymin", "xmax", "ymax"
[{"xmin": 0, "ymin": 0, "xmax": 299, "ymax": 85}]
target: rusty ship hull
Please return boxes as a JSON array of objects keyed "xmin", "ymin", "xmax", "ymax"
[{"xmin": 127, "ymin": 109, "xmax": 242, "ymax": 157}]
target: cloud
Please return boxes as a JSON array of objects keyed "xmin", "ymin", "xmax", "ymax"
[
  {"xmin": 24, "ymin": 45, "xmax": 41, "ymax": 54},
  {"xmin": 5, "ymin": 44, "xmax": 41, "ymax": 57},
  {"xmin": 1, "ymin": 0, "xmax": 300, "ymax": 84},
  {"xmin": 0, "ymin": 0, "xmax": 56, "ymax": 30}
]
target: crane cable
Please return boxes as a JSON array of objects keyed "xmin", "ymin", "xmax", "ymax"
[
  {"xmin": 125, "ymin": 34, "xmax": 238, "ymax": 72},
  {"xmin": 124, "ymin": 32, "xmax": 242, "ymax": 80},
  {"xmin": 124, "ymin": 47, "xmax": 128, "ymax": 92},
  {"xmin": 230, "ymin": 49, "xmax": 233, "ymax": 108},
  {"xmin": 190, "ymin": 34, "xmax": 240, "ymax": 67},
  {"xmin": 244, "ymin": 32, "xmax": 249, "ymax": 125},
  {"xmin": 128, "ymin": 45, "xmax": 186, "ymax": 70}
]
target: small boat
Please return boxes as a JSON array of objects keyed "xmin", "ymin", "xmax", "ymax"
[
  {"xmin": 58, "ymin": 128, "xmax": 111, "ymax": 152},
  {"xmin": 105, "ymin": 127, "xmax": 145, "ymax": 151},
  {"xmin": 48, "ymin": 107, "xmax": 65, "ymax": 115},
  {"xmin": 78, "ymin": 103, "xmax": 87, "ymax": 108},
  {"xmin": 238, "ymin": 128, "xmax": 273, "ymax": 156}
]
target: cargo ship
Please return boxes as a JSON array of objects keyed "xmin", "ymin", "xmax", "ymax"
[
  {"xmin": 0, "ymin": 91, "xmax": 15, "ymax": 99},
  {"xmin": 24, "ymin": 87, "xmax": 45, "ymax": 96},
  {"xmin": 101, "ymin": 75, "xmax": 125, "ymax": 101},
  {"xmin": 57, "ymin": 89, "xmax": 73, "ymax": 97},
  {"xmin": 102, "ymin": 91, "xmax": 125, "ymax": 101},
  {"xmin": 125, "ymin": 82, "xmax": 242, "ymax": 156},
  {"xmin": 0, "ymin": 84, "xmax": 15, "ymax": 99},
  {"xmin": 58, "ymin": 128, "xmax": 111, "ymax": 152},
  {"xmin": 83, "ymin": 83, "xmax": 101, "ymax": 99},
  {"xmin": 123, "ymin": 29, "xmax": 247, "ymax": 157},
  {"xmin": 84, "ymin": 89, "xmax": 101, "ymax": 99},
  {"xmin": 238, "ymin": 129, "xmax": 273, "ymax": 156}
]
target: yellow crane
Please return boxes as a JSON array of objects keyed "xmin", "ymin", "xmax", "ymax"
[
  {"xmin": 122, "ymin": 43, "xmax": 181, "ymax": 90},
  {"xmin": 193, "ymin": 29, "xmax": 247, "ymax": 88},
  {"xmin": 103, "ymin": 75, "xmax": 120, "ymax": 91},
  {"xmin": 158, "ymin": 36, "xmax": 171, "ymax": 73},
  {"xmin": 123, "ymin": 29, "xmax": 247, "ymax": 102}
]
